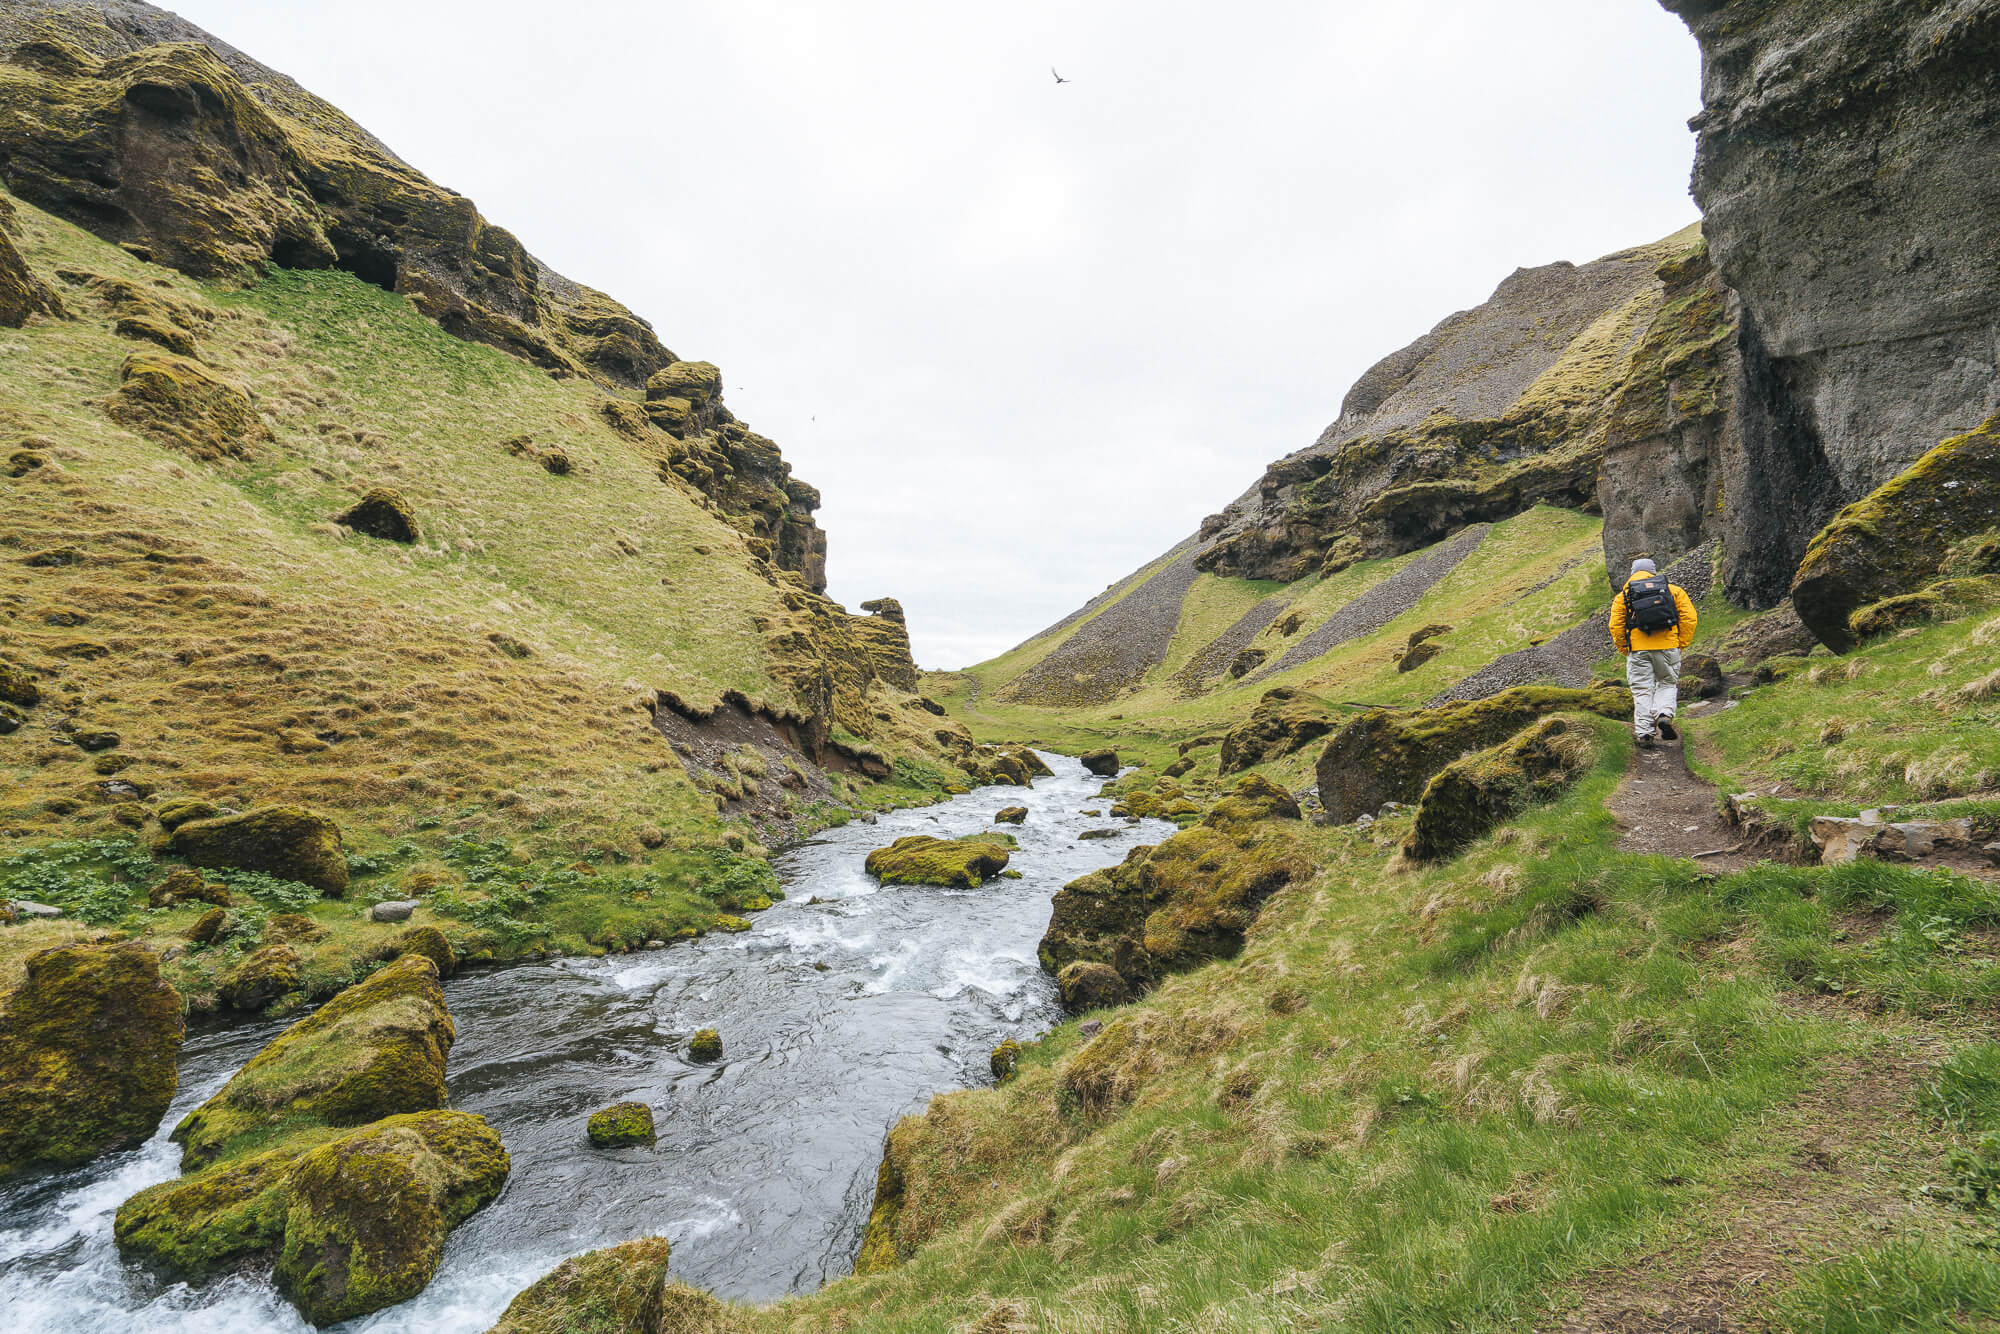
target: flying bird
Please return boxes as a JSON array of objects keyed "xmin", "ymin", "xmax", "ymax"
[{"xmin": 1051, "ymin": 66, "xmax": 1070, "ymax": 85}]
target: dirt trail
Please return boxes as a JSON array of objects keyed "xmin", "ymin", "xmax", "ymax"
[
  {"xmin": 1547, "ymin": 1017, "xmax": 1950, "ymax": 1333},
  {"xmin": 1606, "ymin": 721, "xmax": 1752, "ymax": 874}
]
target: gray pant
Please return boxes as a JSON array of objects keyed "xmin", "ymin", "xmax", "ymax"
[{"xmin": 1627, "ymin": 649, "xmax": 1681, "ymax": 738}]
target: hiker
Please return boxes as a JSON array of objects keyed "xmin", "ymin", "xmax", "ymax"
[{"xmin": 1609, "ymin": 557, "xmax": 1698, "ymax": 749}]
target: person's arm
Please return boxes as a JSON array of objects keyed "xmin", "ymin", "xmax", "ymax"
[
  {"xmin": 1609, "ymin": 590, "xmax": 1630, "ymax": 654},
  {"xmin": 1674, "ymin": 585, "xmax": 1698, "ymax": 649}
]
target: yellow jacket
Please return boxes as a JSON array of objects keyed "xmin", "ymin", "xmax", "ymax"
[{"xmin": 1610, "ymin": 574, "xmax": 1697, "ymax": 653}]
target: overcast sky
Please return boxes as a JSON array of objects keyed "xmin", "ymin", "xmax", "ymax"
[{"xmin": 170, "ymin": 1, "xmax": 1703, "ymax": 669}]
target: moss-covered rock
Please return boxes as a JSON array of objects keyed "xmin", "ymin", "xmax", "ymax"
[
  {"xmin": 1040, "ymin": 823, "xmax": 1310, "ymax": 1009},
  {"xmin": 217, "ymin": 942, "xmax": 302, "ymax": 1012},
  {"xmin": 186, "ymin": 907, "xmax": 227, "ymax": 945},
  {"xmin": 1012, "ymin": 748, "xmax": 1054, "ymax": 778},
  {"xmin": 1202, "ymin": 774, "xmax": 1302, "ymax": 828},
  {"xmin": 1057, "ymin": 960, "xmax": 1129, "ymax": 1011},
  {"xmin": 161, "ymin": 805, "xmax": 349, "ymax": 896},
  {"xmin": 1080, "ymin": 749, "xmax": 1120, "ymax": 777},
  {"xmin": 586, "ymin": 1101, "xmax": 656, "ymax": 1149},
  {"xmin": 177, "ymin": 953, "xmax": 454, "ymax": 1169},
  {"xmin": 854, "ymin": 1120, "xmax": 917, "ymax": 1276},
  {"xmin": 485, "ymin": 1236, "xmax": 693, "ymax": 1334},
  {"xmin": 156, "ymin": 798, "xmax": 223, "ymax": 830},
  {"xmin": 864, "ymin": 834, "xmax": 1012, "ymax": 888},
  {"xmin": 1314, "ymin": 682, "xmax": 1627, "ymax": 825},
  {"xmin": 688, "ymin": 1028, "xmax": 722, "ymax": 1061},
  {"xmin": 0, "ymin": 661, "xmax": 42, "ymax": 707},
  {"xmin": 1218, "ymin": 688, "xmax": 1338, "ymax": 774},
  {"xmin": 1792, "ymin": 413, "xmax": 2000, "ymax": 652},
  {"xmin": 1403, "ymin": 715, "xmax": 1605, "ymax": 862},
  {"xmin": 148, "ymin": 866, "xmax": 232, "ymax": 909},
  {"xmin": 993, "ymin": 806, "xmax": 1028, "ymax": 825},
  {"xmin": 1679, "ymin": 653, "xmax": 1726, "ymax": 700},
  {"xmin": 115, "ymin": 313, "xmax": 198, "ymax": 356},
  {"xmin": 105, "ymin": 349, "xmax": 270, "ymax": 462},
  {"xmin": 0, "ymin": 939, "xmax": 183, "ymax": 1176},
  {"xmin": 117, "ymin": 1110, "xmax": 508, "ymax": 1327},
  {"xmin": 989, "ymin": 1038, "xmax": 1022, "ymax": 1082},
  {"xmin": 394, "ymin": 924, "xmax": 455, "ymax": 977},
  {"xmin": 336, "ymin": 487, "xmax": 419, "ymax": 543},
  {"xmin": 1847, "ymin": 577, "xmax": 2000, "ymax": 642}
]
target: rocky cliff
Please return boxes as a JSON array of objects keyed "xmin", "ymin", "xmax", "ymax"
[
  {"xmin": 1663, "ymin": 0, "xmax": 2000, "ymax": 605},
  {"xmin": 0, "ymin": 0, "xmax": 833, "ymax": 594}
]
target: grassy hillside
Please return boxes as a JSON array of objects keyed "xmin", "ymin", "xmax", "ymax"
[{"xmin": 0, "ymin": 193, "xmax": 963, "ymax": 1004}]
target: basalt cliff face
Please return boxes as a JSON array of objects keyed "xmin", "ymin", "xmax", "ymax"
[
  {"xmin": 0, "ymin": 0, "xmax": 832, "ymax": 597},
  {"xmin": 1664, "ymin": 0, "xmax": 2000, "ymax": 605}
]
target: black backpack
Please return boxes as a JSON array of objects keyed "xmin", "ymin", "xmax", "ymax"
[{"xmin": 1625, "ymin": 576, "xmax": 1680, "ymax": 634}]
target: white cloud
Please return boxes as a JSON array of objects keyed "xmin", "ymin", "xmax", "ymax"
[{"xmin": 170, "ymin": 0, "xmax": 1702, "ymax": 668}]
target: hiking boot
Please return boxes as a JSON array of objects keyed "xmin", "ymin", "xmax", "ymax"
[
  {"xmin": 1655, "ymin": 714, "xmax": 1679, "ymax": 741},
  {"xmin": 1635, "ymin": 733, "xmax": 1655, "ymax": 749}
]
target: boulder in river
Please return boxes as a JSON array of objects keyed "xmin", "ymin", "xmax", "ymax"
[
  {"xmin": 864, "ymin": 834, "xmax": 1012, "ymax": 888},
  {"xmin": 688, "ymin": 1028, "xmax": 723, "ymax": 1061},
  {"xmin": 1080, "ymin": 749, "xmax": 1120, "ymax": 777},
  {"xmin": 485, "ymin": 1237, "xmax": 726, "ymax": 1334},
  {"xmin": 587, "ymin": 1101, "xmax": 656, "ymax": 1149},
  {"xmin": 113, "ymin": 954, "xmax": 502, "ymax": 1326},
  {"xmin": 0, "ymin": 939, "xmax": 184, "ymax": 1177},
  {"xmin": 993, "ymin": 806, "xmax": 1028, "ymax": 825}
]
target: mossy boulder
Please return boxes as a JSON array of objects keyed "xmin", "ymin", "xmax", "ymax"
[
  {"xmin": 156, "ymin": 798, "xmax": 224, "ymax": 830},
  {"xmin": 688, "ymin": 1028, "xmax": 722, "ymax": 1061},
  {"xmin": 217, "ymin": 942, "xmax": 302, "ymax": 1011},
  {"xmin": 115, "ymin": 313, "xmax": 198, "ymax": 357},
  {"xmin": 1057, "ymin": 960, "xmax": 1129, "ymax": 1011},
  {"xmin": 1792, "ymin": 413, "xmax": 2000, "ymax": 652},
  {"xmin": 1011, "ymin": 748, "xmax": 1055, "ymax": 778},
  {"xmin": 336, "ymin": 487, "xmax": 419, "ymax": 543},
  {"xmin": 864, "ymin": 834, "xmax": 1012, "ymax": 888},
  {"xmin": 105, "ymin": 349, "xmax": 270, "ymax": 462},
  {"xmin": 117, "ymin": 1110, "xmax": 508, "ymax": 1327},
  {"xmin": 0, "ymin": 939, "xmax": 183, "ymax": 1176},
  {"xmin": 1218, "ymin": 688, "xmax": 1338, "ymax": 773},
  {"xmin": 0, "ymin": 661, "xmax": 42, "ymax": 707},
  {"xmin": 1040, "ymin": 823, "xmax": 1311, "ymax": 1009},
  {"xmin": 1680, "ymin": 653, "xmax": 1726, "ymax": 700},
  {"xmin": 394, "ymin": 924, "xmax": 456, "ymax": 977},
  {"xmin": 186, "ymin": 907, "xmax": 227, "ymax": 945},
  {"xmin": 994, "ymin": 806, "xmax": 1028, "ymax": 825},
  {"xmin": 1403, "ymin": 715, "xmax": 1605, "ymax": 863},
  {"xmin": 177, "ymin": 954, "xmax": 455, "ymax": 1170},
  {"xmin": 989, "ymin": 1039, "xmax": 1022, "ymax": 1082},
  {"xmin": 161, "ymin": 805, "xmax": 349, "ymax": 896},
  {"xmin": 1202, "ymin": 774, "xmax": 1302, "ymax": 828},
  {"xmin": 1314, "ymin": 682, "xmax": 1627, "ymax": 825},
  {"xmin": 586, "ymin": 1101, "xmax": 656, "ymax": 1149},
  {"xmin": 148, "ymin": 866, "xmax": 232, "ymax": 909},
  {"xmin": 1080, "ymin": 749, "xmax": 1120, "ymax": 777},
  {"xmin": 1847, "ymin": 577, "xmax": 2000, "ymax": 642},
  {"xmin": 485, "ymin": 1236, "xmax": 689, "ymax": 1334}
]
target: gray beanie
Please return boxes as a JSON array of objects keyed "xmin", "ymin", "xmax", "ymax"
[{"xmin": 1631, "ymin": 558, "xmax": 1658, "ymax": 574}]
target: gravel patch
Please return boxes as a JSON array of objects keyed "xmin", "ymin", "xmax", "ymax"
[
  {"xmin": 1172, "ymin": 594, "xmax": 1293, "ymax": 693},
  {"xmin": 1429, "ymin": 543, "xmax": 1718, "ymax": 705},
  {"xmin": 1003, "ymin": 541, "xmax": 1205, "ymax": 706},
  {"xmin": 1251, "ymin": 525, "xmax": 1492, "ymax": 682}
]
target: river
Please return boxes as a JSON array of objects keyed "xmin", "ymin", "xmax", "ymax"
[{"xmin": 0, "ymin": 753, "xmax": 1167, "ymax": 1332}]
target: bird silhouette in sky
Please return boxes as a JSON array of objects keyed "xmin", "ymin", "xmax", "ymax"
[{"xmin": 1051, "ymin": 66, "xmax": 1070, "ymax": 85}]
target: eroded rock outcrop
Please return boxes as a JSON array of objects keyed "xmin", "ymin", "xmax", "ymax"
[
  {"xmin": 1664, "ymin": 0, "xmax": 2000, "ymax": 605},
  {"xmin": 0, "ymin": 195, "xmax": 61, "ymax": 325},
  {"xmin": 1315, "ymin": 682, "xmax": 1627, "ymax": 826},
  {"xmin": 0, "ymin": 938, "xmax": 183, "ymax": 1176}
]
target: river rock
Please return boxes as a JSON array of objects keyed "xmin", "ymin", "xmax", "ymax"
[
  {"xmin": 586, "ymin": 1101, "xmax": 656, "ymax": 1149},
  {"xmin": 1079, "ymin": 749, "xmax": 1120, "ymax": 777},
  {"xmin": 994, "ymin": 806, "xmax": 1028, "ymax": 825},
  {"xmin": 485, "ymin": 1237, "xmax": 714, "ymax": 1334},
  {"xmin": 688, "ymin": 1028, "xmax": 723, "ymax": 1061},
  {"xmin": 369, "ymin": 899, "xmax": 419, "ymax": 923},
  {"xmin": 0, "ymin": 940, "xmax": 183, "ymax": 1176},
  {"xmin": 864, "ymin": 835, "xmax": 1011, "ymax": 888}
]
